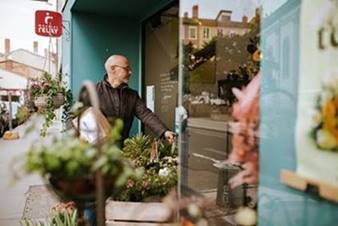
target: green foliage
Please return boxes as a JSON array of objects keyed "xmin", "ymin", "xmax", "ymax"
[
  {"xmin": 183, "ymin": 11, "xmax": 261, "ymax": 89},
  {"xmin": 15, "ymin": 105, "xmax": 30, "ymax": 125},
  {"xmin": 116, "ymin": 167, "xmax": 177, "ymax": 202},
  {"xmin": 122, "ymin": 134, "xmax": 153, "ymax": 167},
  {"xmin": 114, "ymin": 135, "xmax": 178, "ymax": 201},
  {"xmin": 21, "ymin": 208, "xmax": 78, "ymax": 226},
  {"xmin": 29, "ymin": 72, "xmax": 71, "ymax": 136},
  {"xmin": 24, "ymin": 135, "xmax": 93, "ymax": 178},
  {"xmin": 16, "ymin": 119, "xmax": 138, "ymax": 189},
  {"xmin": 30, "ymin": 73, "xmax": 66, "ymax": 98},
  {"xmin": 61, "ymin": 89, "xmax": 73, "ymax": 128}
]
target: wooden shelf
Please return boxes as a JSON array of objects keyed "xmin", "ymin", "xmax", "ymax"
[{"xmin": 280, "ymin": 169, "xmax": 338, "ymax": 203}]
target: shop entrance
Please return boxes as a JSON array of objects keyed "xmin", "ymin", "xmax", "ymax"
[{"xmin": 142, "ymin": 2, "xmax": 179, "ymax": 134}]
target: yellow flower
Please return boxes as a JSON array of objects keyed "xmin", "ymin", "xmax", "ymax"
[
  {"xmin": 322, "ymin": 100, "xmax": 336, "ymax": 131},
  {"xmin": 316, "ymin": 129, "xmax": 337, "ymax": 149}
]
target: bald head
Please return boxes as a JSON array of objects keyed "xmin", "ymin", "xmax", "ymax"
[
  {"xmin": 105, "ymin": 54, "xmax": 132, "ymax": 87},
  {"xmin": 105, "ymin": 55, "xmax": 129, "ymax": 74}
]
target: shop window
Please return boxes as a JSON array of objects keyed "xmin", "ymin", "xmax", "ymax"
[
  {"xmin": 143, "ymin": 4, "xmax": 179, "ymax": 133},
  {"xmin": 180, "ymin": 1, "xmax": 261, "ymax": 220}
]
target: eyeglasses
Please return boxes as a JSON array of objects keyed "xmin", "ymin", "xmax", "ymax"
[{"xmin": 112, "ymin": 65, "xmax": 132, "ymax": 72}]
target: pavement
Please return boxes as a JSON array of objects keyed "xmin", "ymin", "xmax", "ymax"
[{"xmin": 0, "ymin": 115, "xmax": 62, "ymax": 226}]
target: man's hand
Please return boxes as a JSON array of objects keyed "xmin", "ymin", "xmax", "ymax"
[{"xmin": 164, "ymin": 131, "xmax": 176, "ymax": 144}]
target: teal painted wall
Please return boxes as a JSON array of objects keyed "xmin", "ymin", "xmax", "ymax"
[
  {"xmin": 71, "ymin": 13, "xmax": 140, "ymax": 135},
  {"xmin": 71, "ymin": 13, "xmax": 140, "ymax": 95},
  {"xmin": 259, "ymin": 0, "xmax": 338, "ymax": 225},
  {"xmin": 62, "ymin": 0, "xmax": 175, "ymax": 136}
]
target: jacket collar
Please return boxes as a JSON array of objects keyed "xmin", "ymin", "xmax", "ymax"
[{"xmin": 103, "ymin": 73, "xmax": 128, "ymax": 89}]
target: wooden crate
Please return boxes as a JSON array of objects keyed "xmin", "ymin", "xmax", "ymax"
[{"xmin": 105, "ymin": 200, "xmax": 173, "ymax": 226}]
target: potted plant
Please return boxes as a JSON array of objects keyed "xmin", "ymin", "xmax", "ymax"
[
  {"xmin": 104, "ymin": 135, "xmax": 178, "ymax": 224},
  {"xmin": 114, "ymin": 134, "xmax": 178, "ymax": 202},
  {"xmin": 13, "ymin": 119, "xmax": 141, "ymax": 225},
  {"xmin": 21, "ymin": 202, "xmax": 78, "ymax": 226},
  {"xmin": 29, "ymin": 72, "xmax": 72, "ymax": 136}
]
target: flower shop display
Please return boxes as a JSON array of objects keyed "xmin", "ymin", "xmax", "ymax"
[
  {"xmin": 21, "ymin": 120, "xmax": 137, "ymax": 201},
  {"xmin": 14, "ymin": 119, "xmax": 141, "ymax": 225},
  {"xmin": 29, "ymin": 72, "xmax": 72, "ymax": 136},
  {"xmin": 113, "ymin": 134, "xmax": 178, "ymax": 202},
  {"xmin": 310, "ymin": 77, "xmax": 338, "ymax": 151},
  {"xmin": 99, "ymin": 135, "xmax": 177, "ymax": 225}
]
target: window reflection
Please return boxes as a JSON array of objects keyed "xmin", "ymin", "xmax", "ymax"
[{"xmin": 180, "ymin": 1, "xmax": 261, "ymax": 224}]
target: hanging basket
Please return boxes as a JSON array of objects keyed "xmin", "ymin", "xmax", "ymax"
[
  {"xmin": 34, "ymin": 95, "xmax": 48, "ymax": 108},
  {"xmin": 53, "ymin": 93, "xmax": 65, "ymax": 108},
  {"xmin": 34, "ymin": 93, "xmax": 65, "ymax": 109},
  {"xmin": 48, "ymin": 175, "xmax": 116, "ymax": 206}
]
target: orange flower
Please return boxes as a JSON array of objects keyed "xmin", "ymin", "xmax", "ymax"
[
  {"xmin": 320, "ymin": 99, "xmax": 338, "ymax": 144},
  {"xmin": 180, "ymin": 218, "xmax": 195, "ymax": 226},
  {"xmin": 322, "ymin": 101, "xmax": 336, "ymax": 130}
]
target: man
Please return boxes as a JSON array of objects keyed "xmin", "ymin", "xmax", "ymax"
[{"xmin": 95, "ymin": 54, "xmax": 175, "ymax": 143}]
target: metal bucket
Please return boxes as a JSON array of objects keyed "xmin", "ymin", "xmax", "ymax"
[{"xmin": 215, "ymin": 163, "xmax": 245, "ymax": 209}]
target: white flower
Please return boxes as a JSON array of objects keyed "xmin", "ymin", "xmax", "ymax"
[
  {"xmin": 196, "ymin": 219, "xmax": 208, "ymax": 226},
  {"xmin": 316, "ymin": 129, "xmax": 337, "ymax": 149},
  {"xmin": 158, "ymin": 167, "xmax": 169, "ymax": 177},
  {"xmin": 85, "ymin": 148, "xmax": 96, "ymax": 158},
  {"xmin": 235, "ymin": 207, "xmax": 256, "ymax": 226},
  {"xmin": 187, "ymin": 204, "xmax": 201, "ymax": 218}
]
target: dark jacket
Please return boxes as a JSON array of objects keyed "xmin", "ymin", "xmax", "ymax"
[{"xmin": 95, "ymin": 77, "xmax": 168, "ymax": 142}]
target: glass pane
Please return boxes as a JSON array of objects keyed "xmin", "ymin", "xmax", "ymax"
[
  {"xmin": 143, "ymin": 4, "xmax": 179, "ymax": 133},
  {"xmin": 259, "ymin": 0, "xmax": 338, "ymax": 225},
  {"xmin": 179, "ymin": 0, "xmax": 262, "ymax": 224}
]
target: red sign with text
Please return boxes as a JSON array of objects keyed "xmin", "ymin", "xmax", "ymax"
[{"xmin": 35, "ymin": 10, "xmax": 62, "ymax": 37}]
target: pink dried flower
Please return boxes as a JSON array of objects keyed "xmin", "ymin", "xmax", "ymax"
[{"xmin": 228, "ymin": 73, "xmax": 260, "ymax": 188}]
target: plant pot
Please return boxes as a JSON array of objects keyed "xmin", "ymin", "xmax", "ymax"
[
  {"xmin": 34, "ymin": 95, "xmax": 48, "ymax": 108},
  {"xmin": 48, "ymin": 175, "xmax": 116, "ymax": 206},
  {"xmin": 34, "ymin": 93, "xmax": 65, "ymax": 109},
  {"xmin": 53, "ymin": 93, "xmax": 65, "ymax": 108}
]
